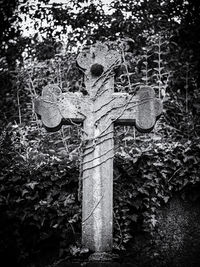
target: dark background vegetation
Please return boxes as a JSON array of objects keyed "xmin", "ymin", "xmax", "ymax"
[{"xmin": 0, "ymin": 0, "xmax": 200, "ymax": 266}]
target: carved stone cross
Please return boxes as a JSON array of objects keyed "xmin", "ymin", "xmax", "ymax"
[{"xmin": 35, "ymin": 43, "xmax": 162, "ymax": 254}]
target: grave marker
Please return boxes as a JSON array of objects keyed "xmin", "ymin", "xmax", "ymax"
[{"xmin": 35, "ymin": 43, "xmax": 162, "ymax": 255}]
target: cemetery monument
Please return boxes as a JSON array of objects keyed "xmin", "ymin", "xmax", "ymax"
[{"xmin": 35, "ymin": 42, "xmax": 162, "ymax": 259}]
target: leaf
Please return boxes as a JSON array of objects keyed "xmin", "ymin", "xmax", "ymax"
[
  {"xmin": 26, "ymin": 182, "xmax": 39, "ymax": 190},
  {"xmin": 153, "ymin": 67, "xmax": 164, "ymax": 72},
  {"xmin": 150, "ymin": 215, "xmax": 157, "ymax": 227},
  {"xmin": 129, "ymin": 214, "xmax": 138, "ymax": 222},
  {"xmin": 193, "ymin": 103, "xmax": 200, "ymax": 110},
  {"xmin": 80, "ymin": 247, "xmax": 89, "ymax": 254},
  {"xmin": 64, "ymin": 194, "xmax": 75, "ymax": 206},
  {"xmin": 69, "ymin": 245, "xmax": 80, "ymax": 256},
  {"xmin": 49, "ymin": 149, "xmax": 55, "ymax": 154},
  {"xmin": 22, "ymin": 189, "xmax": 29, "ymax": 196},
  {"xmin": 122, "ymin": 135, "xmax": 134, "ymax": 141},
  {"xmin": 163, "ymin": 196, "xmax": 170, "ymax": 203},
  {"xmin": 138, "ymin": 188, "xmax": 149, "ymax": 195},
  {"xmin": 151, "ymin": 135, "xmax": 162, "ymax": 141},
  {"xmin": 141, "ymin": 77, "xmax": 149, "ymax": 81},
  {"xmin": 153, "ymin": 161, "xmax": 163, "ymax": 167}
]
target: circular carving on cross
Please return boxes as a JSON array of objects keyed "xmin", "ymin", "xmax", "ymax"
[
  {"xmin": 76, "ymin": 42, "xmax": 121, "ymax": 78},
  {"xmin": 90, "ymin": 63, "xmax": 104, "ymax": 77}
]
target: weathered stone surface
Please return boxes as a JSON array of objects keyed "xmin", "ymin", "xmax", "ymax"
[
  {"xmin": 153, "ymin": 196, "xmax": 200, "ymax": 266},
  {"xmin": 34, "ymin": 42, "xmax": 163, "ymax": 254},
  {"xmin": 76, "ymin": 43, "xmax": 121, "ymax": 79},
  {"xmin": 81, "ymin": 82, "xmax": 114, "ymax": 252},
  {"xmin": 34, "ymin": 84, "xmax": 62, "ymax": 128},
  {"xmin": 35, "ymin": 85, "xmax": 162, "ymax": 133},
  {"xmin": 135, "ymin": 86, "xmax": 163, "ymax": 132},
  {"xmin": 35, "ymin": 87, "xmax": 88, "ymax": 128},
  {"xmin": 121, "ymin": 194, "xmax": 200, "ymax": 267}
]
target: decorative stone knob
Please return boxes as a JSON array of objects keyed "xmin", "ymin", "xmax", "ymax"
[
  {"xmin": 76, "ymin": 42, "xmax": 121, "ymax": 77},
  {"xmin": 90, "ymin": 63, "xmax": 104, "ymax": 77}
]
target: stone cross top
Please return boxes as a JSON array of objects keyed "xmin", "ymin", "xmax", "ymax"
[{"xmin": 35, "ymin": 43, "xmax": 162, "ymax": 254}]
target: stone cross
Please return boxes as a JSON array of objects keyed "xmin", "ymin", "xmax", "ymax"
[{"xmin": 35, "ymin": 43, "xmax": 162, "ymax": 254}]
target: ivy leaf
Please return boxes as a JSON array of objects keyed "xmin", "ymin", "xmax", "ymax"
[
  {"xmin": 163, "ymin": 196, "xmax": 170, "ymax": 203},
  {"xmin": 69, "ymin": 245, "xmax": 80, "ymax": 256},
  {"xmin": 150, "ymin": 215, "xmax": 157, "ymax": 227},
  {"xmin": 153, "ymin": 67, "xmax": 164, "ymax": 72},
  {"xmin": 22, "ymin": 189, "xmax": 29, "ymax": 196},
  {"xmin": 129, "ymin": 214, "xmax": 138, "ymax": 222},
  {"xmin": 138, "ymin": 188, "xmax": 149, "ymax": 196},
  {"xmin": 122, "ymin": 135, "xmax": 134, "ymax": 141},
  {"xmin": 26, "ymin": 182, "xmax": 39, "ymax": 190}
]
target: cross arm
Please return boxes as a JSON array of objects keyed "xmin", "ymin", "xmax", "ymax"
[
  {"xmin": 111, "ymin": 86, "xmax": 163, "ymax": 132},
  {"xmin": 34, "ymin": 84, "xmax": 88, "ymax": 129}
]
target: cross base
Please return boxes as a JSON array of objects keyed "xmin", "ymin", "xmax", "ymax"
[{"xmin": 89, "ymin": 252, "xmax": 119, "ymax": 262}]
